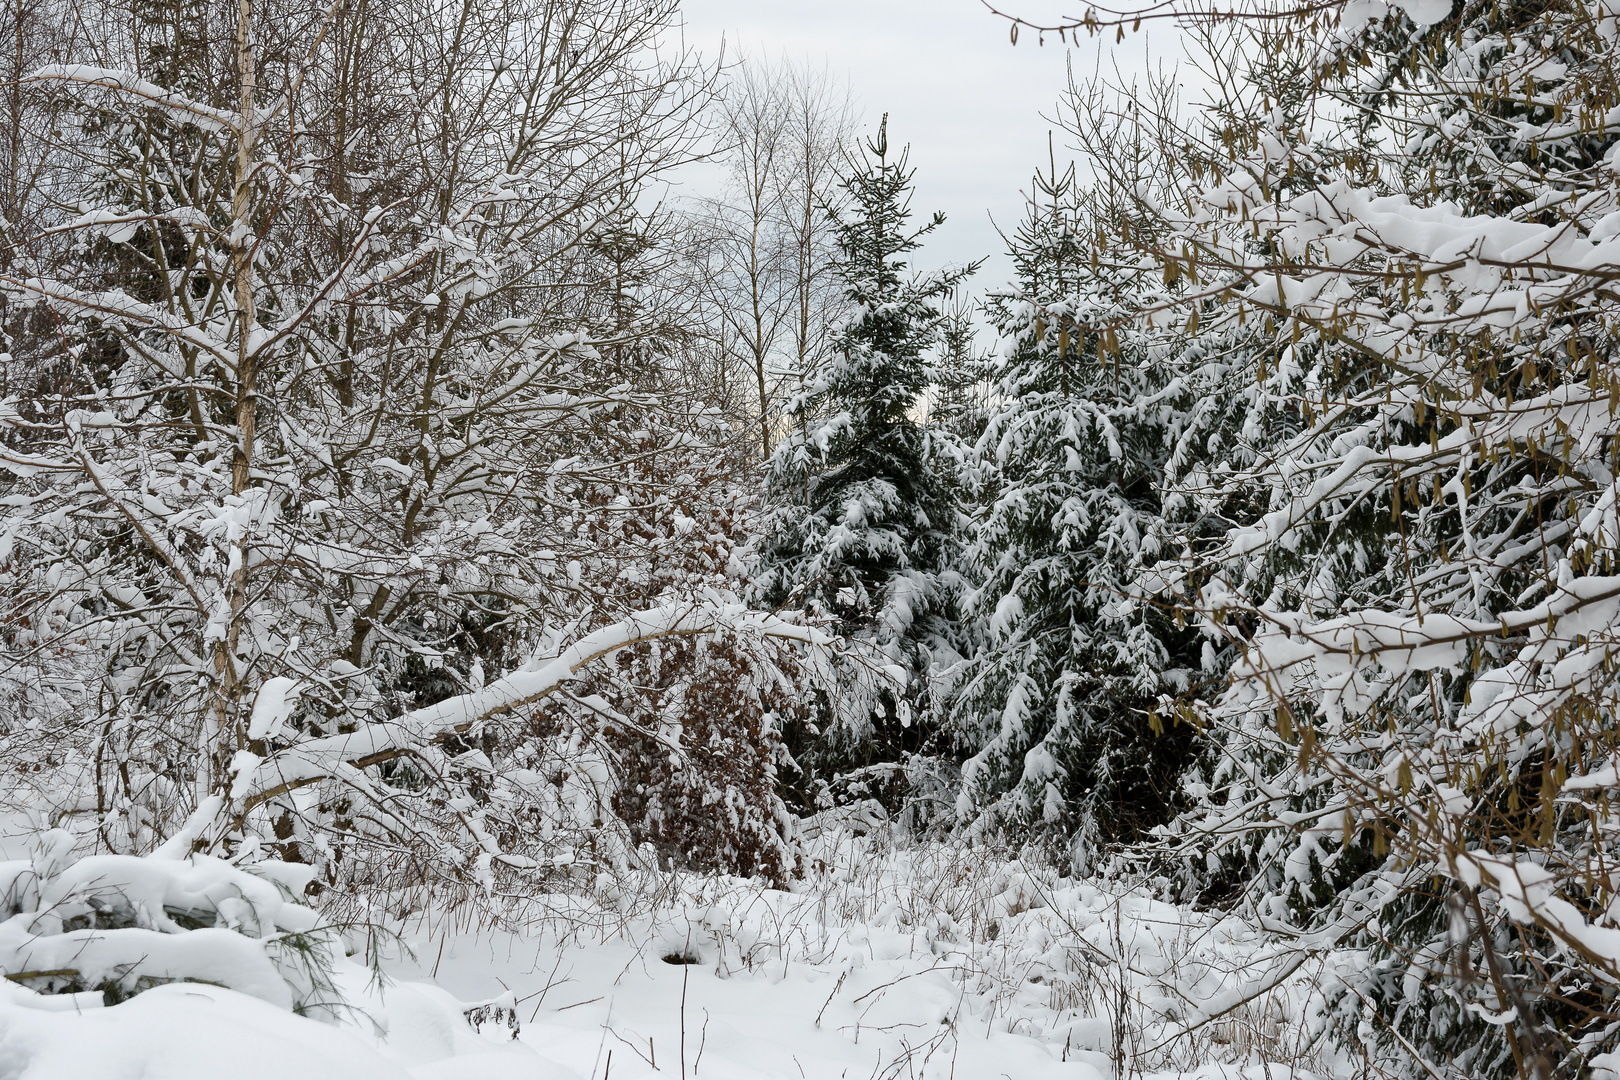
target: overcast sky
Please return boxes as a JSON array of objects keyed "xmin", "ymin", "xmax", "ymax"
[{"xmin": 674, "ymin": 0, "xmax": 1174, "ymax": 289}]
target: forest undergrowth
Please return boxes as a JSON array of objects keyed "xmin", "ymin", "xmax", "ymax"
[{"xmin": 378, "ymin": 822, "xmax": 1359, "ymax": 1080}]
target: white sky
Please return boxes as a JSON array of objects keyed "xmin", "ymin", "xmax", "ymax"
[{"xmin": 674, "ymin": 0, "xmax": 1175, "ymax": 289}]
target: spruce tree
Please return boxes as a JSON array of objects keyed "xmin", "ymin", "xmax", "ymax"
[
  {"xmin": 952, "ymin": 160, "xmax": 1197, "ymax": 861},
  {"xmin": 755, "ymin": 115, "xmax": 975, "ymax": 814}
]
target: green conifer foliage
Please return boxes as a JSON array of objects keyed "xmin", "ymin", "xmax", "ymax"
[
  {"xmin": 952, "ymin": 160, "xmax": 1198, "ymax": 860},
  {"xmin": 755, "ymin": 115, "xmax": 975, "ymax": 814}
]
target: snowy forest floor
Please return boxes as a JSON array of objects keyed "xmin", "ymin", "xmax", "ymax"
[{"xmin": 0, "ymin": 827, "xmax": 1353, "ymax": 1080}]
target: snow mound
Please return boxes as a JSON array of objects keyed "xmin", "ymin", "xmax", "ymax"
[
  {"xmin": 0, "ymin": 830, "xmax": 331, "ymax": 1010},
  {"xmin": 0, "ymin": 970, "xmax": 554, "ymax": 1080},
  {"xmin": 0, "ymin": 828, "xmax": 554, "ymax": 1080}
]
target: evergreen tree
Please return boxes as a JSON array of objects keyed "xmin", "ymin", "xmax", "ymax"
[
  {"xmin": 931, "ymin": 293, "xmax": 990, "ymax": 446},
  {"xmin": 755, "ymin": 115, "xmax": 975, "ymax": 814},
  {"xmin": 951, "ymin": 160, "xmax": 1197, "ymax": 862}
]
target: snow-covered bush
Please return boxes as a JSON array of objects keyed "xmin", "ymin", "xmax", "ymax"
[
  {"xmin": 554, "ymin": 449, "xmax": 814, "ymax": 887},
  {"xmin": 606, "ymin": 635, "xmax": 804, "ymax": 886},
  {"xmin": 1036, "ymin": 0, "xmax": 1620, "ymax": 1073},
  {"xmin": 1, "ymin": 828, "xmax": 339, "ymax": 1013}
]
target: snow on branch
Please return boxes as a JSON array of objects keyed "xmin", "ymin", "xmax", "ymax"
[
  {"xmin": 24, "ymin": 65, "xmax": 242, "ymax": 133},
  {"xmin": 237, "ymin": 602, "xmax": 829, "ymax": 812}
]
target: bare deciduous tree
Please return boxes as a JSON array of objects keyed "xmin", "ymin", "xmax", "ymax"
[
  {"xmin": 699, "ymin": 56, "xmax": 854, "ymax": 458},
  {"xmin": 0, "ymin": 0, "xmax": 825, "ymax": 912}
]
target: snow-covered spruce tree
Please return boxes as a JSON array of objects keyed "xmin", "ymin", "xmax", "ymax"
[
  {"xmin": 1044, "ymin": 2, "xmax": 1620, "ymax": 1074},
  {"xmin": 0, "ymin": 0, "xmax": 825, "ymax": 918},
  {"xmin": 755, "ymin": 115, "xmax": 976, "ymax": 815},
  {"xmin": 950, "ymin": 159, "xmax": 1198, "ymax": 861},
  {"xmin": 930, "ymin": 293, "xmax": 990, "ymax": 448}
]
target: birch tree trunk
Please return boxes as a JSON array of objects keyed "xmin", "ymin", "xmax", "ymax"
[{"xmin": 205, "ymin": 0, "xmax": 258, "ymax": 807}]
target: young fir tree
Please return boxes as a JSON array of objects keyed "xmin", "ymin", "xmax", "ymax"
[
  {"xmin": 755, "ymin": 115, "xmax": 975, "ymax": 815},
  {"xmin": 951, "ymin": 160, "xmax": 1197, "ymax": 862},
  {"xmin": 932, "ymin": 294, "xmax": 990, "ymax": 447}
]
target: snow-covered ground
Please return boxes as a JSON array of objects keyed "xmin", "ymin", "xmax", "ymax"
[{"xmin": 0, "ymin": 828, "xmax": 1343, "ymax": 1080}]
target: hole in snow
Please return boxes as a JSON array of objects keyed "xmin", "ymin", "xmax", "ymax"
[{"xmin": 660, "ymin": 951, "xmax": 700, "ymax": 965}]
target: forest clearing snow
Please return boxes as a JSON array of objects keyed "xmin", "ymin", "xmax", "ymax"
[{"xmin": 0, "ymin": 832, "xmax": 1331, "ymax": 1080}]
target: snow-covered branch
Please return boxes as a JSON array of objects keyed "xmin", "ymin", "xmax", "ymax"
[{"xmin": 237, "ymin": 603, "xmax": 828, "ymax": 811}]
